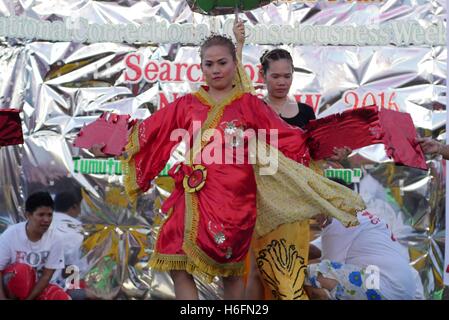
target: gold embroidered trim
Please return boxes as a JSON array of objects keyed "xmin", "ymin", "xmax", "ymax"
[
  {"xmin": 191, "ymin": 86, "xmax": 244, "ymax": 160},
  {"xmin": 180, "ymin": 192, "xmax": 245, "ymax": 281},
  {"xmin": 121, "ymin": 124, "xmax": 141, "ymax": 204},
  {"xmin": 234, "ymin": 56, "xmax": 255, "ymax": 94}
]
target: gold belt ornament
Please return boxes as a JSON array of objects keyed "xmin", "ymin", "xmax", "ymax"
[{"xmin": 183, "ymin": 164, "xmax": 207, "ymax": 193}]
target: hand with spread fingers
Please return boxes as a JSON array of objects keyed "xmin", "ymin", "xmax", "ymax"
[
  {"xmin": 327, "ymin": 146, "xmax": 352, "ymax": 162},
  {"xmin": 88, "ymin": 143, "xmax": 108, "ymax": 157},
  {"xmin": 416, "ymin": 136, "xmax": 448, "ymax": 160},
  {"xmin": 233, "ymin": 19, "xmax": 245, "ymax": 46},
  {"xmin": 233, "ymin": 13, "xmax": 246, "ymax": 59},
  {"xmin": 314, "ymin": 214, "xmax": 332, "ymax": 229}
]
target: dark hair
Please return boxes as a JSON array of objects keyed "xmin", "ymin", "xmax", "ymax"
[
  {"xmin": 25, "ymin": 191, "xmax": 54, "ymax": 213},
  {"xmin": 54, "ymin": 192, "xmax": 81, "ymax": 213},
  {"xmin": 328, "ymin": 177, "xmax": 355, "ymax": 191},
  {"xmin": 260, "ymin": 49, "xmax": 294, "ymax": 74},
  {"xmin": 200, "ymin": 34, "xmax": 237, "ymax": 62}
]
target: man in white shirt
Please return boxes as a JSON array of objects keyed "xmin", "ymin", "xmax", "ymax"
[
  {"xmin": 305, "ymin": 179, "xmax": 423, "ymax": 300},
  {"xmin": 52, "ymin": 191, "xmax": 89, "ymax": 298},
  {"xmin": 0, "ymin": 191, "xmax": 70, "ymax": 300}
]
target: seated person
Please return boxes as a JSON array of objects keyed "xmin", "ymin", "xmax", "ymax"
[
  {"xmin": 52, "ymin": 191, "xmax": 88, "ymax": 297},
  {"xmin": 0, "ymin": 191, "xmax": 70, "ymax": 300},
  {"xmin": 305, "ymin": 179, "xmax": 424, "ymax": 300}
]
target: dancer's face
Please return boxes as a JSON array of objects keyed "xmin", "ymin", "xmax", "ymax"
[
  {"xmin": 201, "ymin": 45, "xmax": 237, "ymax": 91},
  {"xmin": 263, "ymin": 59, "xmax": 293, "ymax": 99}
]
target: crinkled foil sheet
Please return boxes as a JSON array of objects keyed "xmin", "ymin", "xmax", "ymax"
[{"xmin": 0, "ymin": 0, "xmax": 446, "ymax": 299}]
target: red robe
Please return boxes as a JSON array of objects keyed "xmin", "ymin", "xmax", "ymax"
[{"xmin": 123, "ymin": 86, "xmax": 310, "ymax": 280}]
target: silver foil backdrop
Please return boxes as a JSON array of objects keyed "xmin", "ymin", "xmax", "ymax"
[{"xmin": 0, "ymin": 0, "xmax": 446, "ymax": 299}]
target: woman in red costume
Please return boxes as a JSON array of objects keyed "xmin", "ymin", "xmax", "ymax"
[{"xmin": 92, "ymin": 35, "xmax": 364, "ymax": 300}]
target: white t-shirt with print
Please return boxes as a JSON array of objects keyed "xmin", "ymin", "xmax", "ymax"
[
  {"xmin": 51, "ymin": 212, "xmax": 88, "ymax": 289},
  {"xmin": 51, "ymin": 212, "xmax": 85, "ymax": 267},
  {"xmin": 320, "ymin": 211, "xmax": 419, "ymax": 300},
  {"xmin": 0, "ymin": 222, "xmax": 65, "ymax": 282}
]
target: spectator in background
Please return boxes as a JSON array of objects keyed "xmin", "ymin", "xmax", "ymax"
[
  {"xmin": 0, "ymin": 191, "xmax": 70, "ymax": 300},
  {"xmin": 52, "ymin": 191, "xmax": 87, "ymax": 297},
  {"xmin": 305, "ymin": 178, "xmax": 424, "ymax": 300}
]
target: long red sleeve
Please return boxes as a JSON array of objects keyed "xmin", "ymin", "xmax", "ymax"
[
  {"xmin": 241, "ymin": 94, "xmax": 310, "ymax": 165},
  {"xmin": 128, "ymin": 95, "xmax": 191, "ymax": 194}
]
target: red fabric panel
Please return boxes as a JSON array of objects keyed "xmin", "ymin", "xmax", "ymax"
[{"xmin": 0, "ymin": 109, "xmax": 24, "ymax": 147}]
